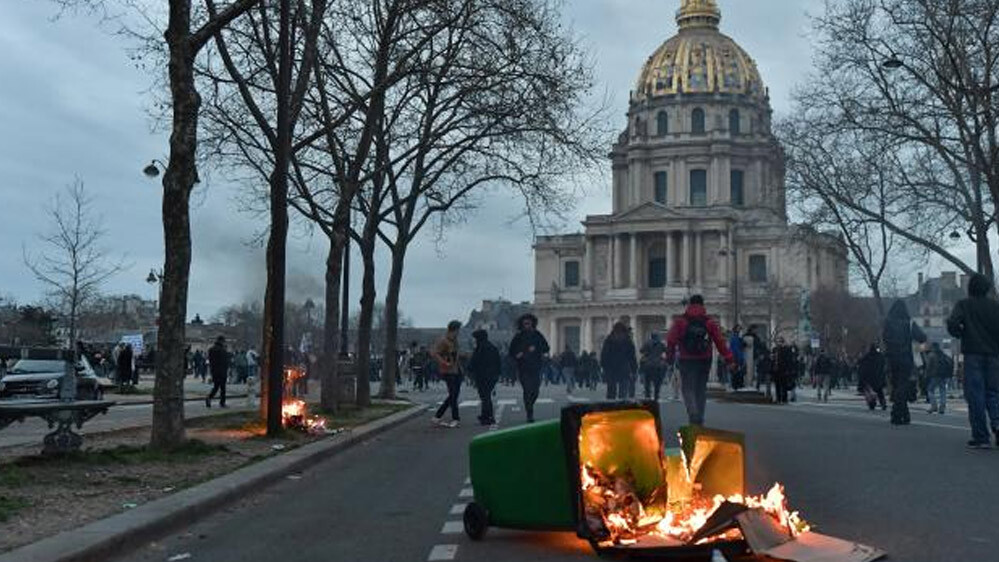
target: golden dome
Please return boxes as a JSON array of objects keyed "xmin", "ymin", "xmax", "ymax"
[{"xmin": 635, "ymin": 0, "xmax": 765, "ymax": 101}]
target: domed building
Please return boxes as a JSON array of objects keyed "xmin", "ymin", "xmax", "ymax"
[{"xmin": 532, "ymin": 0, "xmax": 847, "ymax": 353}]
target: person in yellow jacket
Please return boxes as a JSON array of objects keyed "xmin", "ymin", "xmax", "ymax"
[{"xmin": 431, "ymin": 321, "xmax": 463, "ymax": 428}]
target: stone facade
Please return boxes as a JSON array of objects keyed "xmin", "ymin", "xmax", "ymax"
[{"xmin": 532, "ymin": 0, "xmax": 848, "ymax": 353}]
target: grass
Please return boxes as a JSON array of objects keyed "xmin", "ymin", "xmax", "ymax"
[
  {"xmin": 109, "ymin": 385, "xmax": 153, "ymax": 396},
  {"xmin": 12, "ymin": 439, "xmax": 228, "ymax": 468},
  {"xmin": 0, "ymin": 496, "xmax": 29, "ymax": 523},
  {"xmin": 0, "ymin": 466, "xmax": 33, "ymax": 488}
]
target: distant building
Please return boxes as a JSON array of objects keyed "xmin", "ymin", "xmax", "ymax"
[
  {"xmin": 462, "ymin": 299, "xmax": 534, "ymax": 351},
  {"xmin": 905, "ymin": 271, "xmax": 967, "ymax": 354}
]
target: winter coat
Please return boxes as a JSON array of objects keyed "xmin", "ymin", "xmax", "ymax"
[
  {"xmin": 858, "ymin": 349, "xmax": 886, "ymax": 390},
  {"xmin": 947, "ymin": 298, "xmax": 999, "ymax": 357},
  {"xmin": 729, "ymin": 333, "xmax": 745, "ymax": 364},
  {"xmin": 208, "ymin": 343, "xmax": 230, "ymax": 382},
  {"xmin": 116, "ymin": 347, "xmax": 133, "ymax": 380},
  {"xmin": 882, "ymin": 301, "xmax": 927, "ymax": 368},
  {"xmin": 469, "ymin": 340, "xmax": 501, "ymax": 385},
  {"xmin": 665, "ymin": 304, "xmax": 734, "ymax": 364},
  {"xmin": 559, "ymin": 350, "xmax": 578, "ymax": 369},
  {"xmin": 600, "ymin": 335, "xmax": 637, "ymax": 379},
  {"xmin": 639, "ymin": 338, "xmax": 667, "ymax": 373},
  {"xmin": 508, "ymin": 329, "xmax": 550, "ymax": 374},
  {"xmin": 432, "ymin": 335, "xmax": 461, "ymax": 375},
  {"xmin": 772, "ymin": 344, "xmax": 797, "ymax": 380}
]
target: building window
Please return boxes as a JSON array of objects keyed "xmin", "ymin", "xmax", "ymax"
[
  {"xmin": 648, "ymin": 258, "xmax": 667, "ymax": 288},
  {"xmin": 657, "ymin": 111, "xmax": 669, "ymax": 136},
  {"xmin": 692, "ymin": 108, "xmax": 706, "ymax": 134},
  {"xmin": 749, "ymin": 255, "xmax": 768, "ymax": 283},
  {"xmin": 689, "ymin": 169, "xmax": 707, "ymax": 206},
  {"xmin": 564, "ymin": 325, "xmax": 581, "ymax": 352},
  {"xmin": 654, "ymin": 171, "xmax": 668, "ymax": 204},
  {"xmin": 729, "ymin": 109, "xmax": 741, "ymax": 135},
  {"xmin": 564, "ymin": 261, "xmax": 580, "ymax": 288},
  {"xmin": 730, "ymin": 170, "xmax": 744, "ymax": 206}
]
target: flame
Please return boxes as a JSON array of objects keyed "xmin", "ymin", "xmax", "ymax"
[
  {"xmin": 580, "ymin": 463, "xmax": 809, "ymax": 546},
  {"xmin": 280, "ymin": 368, "xmax": 327, "ymax": 434}
]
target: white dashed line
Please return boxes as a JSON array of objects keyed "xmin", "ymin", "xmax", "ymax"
[
  {"xmin": 458, "ymin": 400, "xmax": 481, "ymax": 408},
  {"xmin": 459, "ymin": 487, "xmax": 474, "ymax": 498},
  {"xmin": 567, "ymin": 395, "xmax": 591, "ymax": 403},
  {"xmin": 464, "ymin": 476, "xmax": 471, "ymax": 485},
  {"xmin": 428, "ymin": 544, "xmax": 458, "ymax": 561},
  {"xmin": 450, "ymin": 503, "xmax": 467, "ymax": 515},
  {"xmin": 537, "ymin": 398, "xmax": 555, "ymax": 404},
  {"xmin": 441, "ymin": 521, "xmax": 464, "ymax": 534},
  {"xmin": 497, "ymin": 399, "xmax": 517, "ymax": 406}
]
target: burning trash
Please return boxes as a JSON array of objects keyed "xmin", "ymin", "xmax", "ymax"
[
  {"xmin": 464, "ymin": 402, "xmax": 886, "ymax": 562},
  {"xmin": 280, "ymin": 367, "xmax": 327, "ymax": 435}
]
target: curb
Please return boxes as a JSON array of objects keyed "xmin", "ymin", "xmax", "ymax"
[{"xmin": 0, "ymin": 404, "xmax": 427, "ymax": 562}]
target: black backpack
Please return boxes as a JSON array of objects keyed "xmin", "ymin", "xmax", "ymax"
[
  {"xmin": 683, "ymin": 316, "xmax": 711, "ymax": 355},
  {"xmin": 936, "ymin": 351, "xmax": 955, "ymax": 379}
]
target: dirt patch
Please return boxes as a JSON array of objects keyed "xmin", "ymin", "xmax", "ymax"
[{"xmin": 0, "ymin": 402, "xmax": 411, "ymax": 553}]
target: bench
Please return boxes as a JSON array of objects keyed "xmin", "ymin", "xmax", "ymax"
[{"xmin": 0, "ymin": 400, "xmax": 115, "ymax": 455}]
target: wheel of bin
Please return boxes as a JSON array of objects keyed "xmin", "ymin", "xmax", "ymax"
[{"xmin": 463, "ymin": 502, "xmax": 489, "ymax": 541}]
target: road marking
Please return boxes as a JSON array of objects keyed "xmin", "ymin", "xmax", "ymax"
[
  {"xmin": 734, "ymin": 401, "xmax": 967, "ymax": 431},
  {"xmin": 464, "ymin": 476, "xmax": 470, "ymax": 484},
  {"xmin": 567, "ymin": 395, "xmax": 591, "ymax": 403},
  {"xmin": 459, "ymin": 487, "xmax": 474, "ymax": 498},
  {"xmin": 450, "ymin": 503, "xmax": 467, "ymax": 515},
  {"xmin": 441, "ymin": 521, "xmax": 464, "ymax": 534},
  {"xmin": 458, "ymin": 400, "xmax": 481, "ymax": 408},
  {"xmin": 537, "ymin": 398, "xmax": 555, "ymax": 404},
  {"xmin": 511, "ymin": 406, "xmax": 521, "ymax": 412},
  {"xmin": 497, "ymin": 399, "xmax": 517, "ymax": 406},
  {"xmin": 428, "ymin": 544, "xmax": 458, "ymax": 561}
]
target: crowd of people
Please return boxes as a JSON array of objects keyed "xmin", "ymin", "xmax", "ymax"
[{"xmin": 418, "ymin": 273, "xmax": 999, "ymax": 450}]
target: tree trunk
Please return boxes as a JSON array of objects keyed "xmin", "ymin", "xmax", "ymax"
[
  {"xmin": 320, "ymin": 233, "xmax": 345, "ymax": 411},
  {"xmin": 151, "ymin": 6, "xmax": 199, "ymax": 449},
  {"xmin": 379, "ymin": 244, "xmax": 406, "ymax": 399},
  {"xmin": 354, "ymin": 234, "xmax": 376, "ymax": 408}
]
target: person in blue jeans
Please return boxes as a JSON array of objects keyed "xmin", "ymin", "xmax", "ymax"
[{"xmin": 947, "ymin": 274, "xmax": 999, "ymax": 449}]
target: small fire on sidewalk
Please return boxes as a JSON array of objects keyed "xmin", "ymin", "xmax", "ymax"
[{"xmin": 280, "ymin": 367, "xmax": 327, "ymax": 434}]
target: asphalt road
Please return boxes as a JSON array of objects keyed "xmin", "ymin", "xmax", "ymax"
[{"xmin": 113, "ymin": 382, "xmax": 997, "ymax": 562}]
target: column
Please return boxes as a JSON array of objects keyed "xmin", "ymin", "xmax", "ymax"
[
  {"xmin": 582, "ymin": 317, "xmax": 593, "ymax": 353},
  {"xmin": 694, "ymin": 230, "xmax": 703, "ymax": 287},
  {"xmin": 549, "ymin": 318, "xmax": 559, "ymax": 354},
  {"xmin": 584, "ymin": 237, "xmax": 594, "ymax": 289},
  {"xmin": 613, "ymin": 235, "xmax": 624, "ymax": 289},
  {"xmin": 629, "ymin": 233, "xmax": 640, "ymax": 289},
  {"xmin": 609, "ymin": 235, "xmax": 618, "ymax": 289},
  {"xmin": 665, "ymin": 230, "xmax": 674, "ymax": 286},
  {"xmin": 719, "ymin": 230, "xmax": 728, "ymax": 286},
  {"xmin": 681, "ymin": 231, "xmax": 691, "ymax": 286}
]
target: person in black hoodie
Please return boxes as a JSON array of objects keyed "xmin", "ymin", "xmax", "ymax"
[
  {"xmin": 207, "ymin": 336, "xmax": 230, "ymax": 408},
  {"xmin": 601, "ymin": 322, "xmax": 638, "ymax": 401},
  {"xmin": 858, "ymin": 343, "xmax": 887, "ymax": 411},
  {"xmin": 508, "ymin": 314, "xmax": 550, "ymax": 423},
  {"xmin": 469, "ymin": 330, "xmax": 501, "ymax": 426},
  {"xmin": 882, "ymin": 300, "xmax": 927, "ymax": 425},
  {"xmin": 947, "ymin": 273, "xmax": 999, "ymax": 448}
]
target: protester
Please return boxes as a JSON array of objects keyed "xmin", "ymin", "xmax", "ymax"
[
  {"xmin": 812, "ymin": 348, "xmax": 835, "ymax": 403},
  {"xmin": 207, "ymin": 336, "xmax": 230, "ymax": 408},
  {"xmin": 410, "ymin": 344, "xmax": 429, "ymax": 391},
  {"xmin": 858, "ymin": 343, "xmax": 887, "ymax": 411},
  {"xmin": 508, "ymin": 314, "xmax": 550, "ymax": 423},
  {"xmin": 193, "ymin": 349, "xmax": 207, "ymax": 382},
  {"xmin": 116, "ymin": 343, "xmax": 134, "ymax": 388},
  {"xmin": 946, "ymin": 273, "xmax": 999, "ymax": 448},
  {"xmin": 728, "ymin": 325, "xmax": 745, "ymax": 390},
  {"xmin": 771, "ymin": 338, "xmax": 796, "ymax": 405},
  {"xmin": 431, "ymin": 321, "xmax": 464, "ymax": 428},
  {"xmin": 601, "ymin": 322, "xmax": 638, "ymax": 401},
  {"xmin": 560, "ymin": 347, "xmax": 579, "ymax": 394},
  {"xmin": 640, "ymin": 332, "xmax": 667, "ymax": 400},
  {"xmin": 246, "ymin": 347, "xmax": 259, "ymax": 382},
  {"xmin": 924, "ymin": 342, "xmax": 953, "ymax": 415},
  {"xmin": 882, "ymin": 300, "xmax": 927, "ymax": 426},
  {"xmin": 665, "ymin": 295, "xmax": 735, "ymax": 425},
  {"xmin": 469, "ymin": 329, "xmax": 501, "ymax": 427}
]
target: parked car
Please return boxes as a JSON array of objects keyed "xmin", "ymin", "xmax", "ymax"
[{"xmin": 0, "ymin": 355, "xmax": 108, "ymax": 401}]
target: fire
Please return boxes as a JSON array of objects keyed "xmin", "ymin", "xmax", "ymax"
[
  {"xmin": 280, "ymin": 367, "xmax": 327, "ymax": 434},
  {"xmin": 581, "ymin": 463, "xmax": 809, "ymax": 546}
]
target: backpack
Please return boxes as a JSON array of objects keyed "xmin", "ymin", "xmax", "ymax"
[
  {"xmin": 936, "ymin": 351, "xmax": 954, "ymax": 379},
  {"xmin": 683, "ymin": 316, "xmax": 711, "ymax": 355}
]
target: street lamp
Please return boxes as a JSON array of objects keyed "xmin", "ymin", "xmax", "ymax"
[{"xmin": 143, "ymin": 159, "xmax": 168, "ymax": 178}]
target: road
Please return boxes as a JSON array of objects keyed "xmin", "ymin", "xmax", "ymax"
[{"xmin": 112, "ymin": 382, "xmax": 995, "ymax": 562}]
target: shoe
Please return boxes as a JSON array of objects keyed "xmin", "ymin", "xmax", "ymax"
[
  {"xmin": 431, "ymin": 416, "xmax": 444, "ymax": 427},
  {"xmin": 205, "ymin": 398, "xmax": 211, "ymax": 408},
  {"xmin": 446, "ymin": 420, "xmax": 460, "ymax": 428},
  {"xmin": 527, "ymin": 417, "xmax": 535, "ymax": 423},
  {"xmin": 927, "ymin": 406, "xmax": 937, "ymax": 414},
  {"xmin": 967, "ymin": 440, "xmax": 991, "ymax": 449}
]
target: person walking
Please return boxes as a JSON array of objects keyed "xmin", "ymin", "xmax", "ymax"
[
  {"xmin": 858, "ymin": 343, "xmax": 887, "ymax": 410},
  {"xmin": 206, "ymin": 336, "xmax": 230, "ymax": 408},
  {"xmin": 509, "ymin": 314, "xmax": 550, "ymax": 423},
  {"xmin": 665, "ymin": 295, "xmax": 735, "ymax": 425},
  {"xmin": 193, "ymin": 349, "xmax": 207, "ymax": 383},
  {"xmin": 883, "ymin": 300, "xmax": 927, "ymax": 426},
  {"xmin": 640, "ymin": 332, "xmax": 668, "ymax": 400},
  {"xmin": 469, "ymin": 329, "xmax": 501, "ymax": 427},
  {"xmin": 431, "ymin": 321, "xmax": 464, "ymax": 428},
  {"xmin": 771, "ymin": 338, "xmax": 795, "ymax": 405},
  {"xmin": 947, "ymin": 273, "xmax": 999, "ymax": 448},
  {"xmin": 812, "ymin": 348, "xmax": 835, "ymax": 403},
  {"xmin": 924, "ymin": 342, "xmax": 953, "ymax": 414},
  {"xmin": 728, "ymin": 325, "xmax": 745, "ymax": 390},
  {"xmin": 601, "ymin": 322, "xmax": 638, "ymax": 401},
  {"xmin": 560, "ymin": 347, "xmax": 579, "ymax": 394},
  {"xmin": 116, "ymin": 343, "xmax": 134, "ymax": 388}
]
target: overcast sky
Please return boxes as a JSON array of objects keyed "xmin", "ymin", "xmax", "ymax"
[{"xmin": 0, "ymin": 0, "xmax": 975, "ymax": 327}]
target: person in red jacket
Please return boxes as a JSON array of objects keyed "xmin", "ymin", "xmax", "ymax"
[{"xmin": 665, "ymin": 295, "xmax": 735, "ymax": 425}]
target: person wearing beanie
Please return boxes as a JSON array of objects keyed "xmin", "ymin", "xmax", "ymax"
[
  {"xmin": 947, "ymin": 273, "xmax": 999, "ymax": 448},
  {"xmin": 469, "ymin": 329, "xmax": 501, "ymax": 426}
]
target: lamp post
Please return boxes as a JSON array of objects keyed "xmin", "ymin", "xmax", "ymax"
[{"xmin": 146, "ymin": 268, "xmax": 163, "ymax": 306}]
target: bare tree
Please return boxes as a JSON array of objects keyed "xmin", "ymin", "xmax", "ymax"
[
  {"xmin": 24, "ymin": 180, "xmax": 125, "ymax": 348},
  {"xmin": 799, "ymin": 0, "xmax": 999, "ymax": 278}
]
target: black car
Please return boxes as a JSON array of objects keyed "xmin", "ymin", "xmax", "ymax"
[{"xmin": 0, "ymin": 356, "xmax": 108, "ymax": 401}]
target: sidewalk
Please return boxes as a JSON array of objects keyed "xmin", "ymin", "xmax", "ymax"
[{"xmin": 105, "ymin": 375, "xmax": 248, "ymax": 404}]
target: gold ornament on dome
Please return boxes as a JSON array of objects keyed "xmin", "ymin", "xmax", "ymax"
[{"xmin": 635, "ymin": 0, "xmax": 764, "ymax": 101}]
